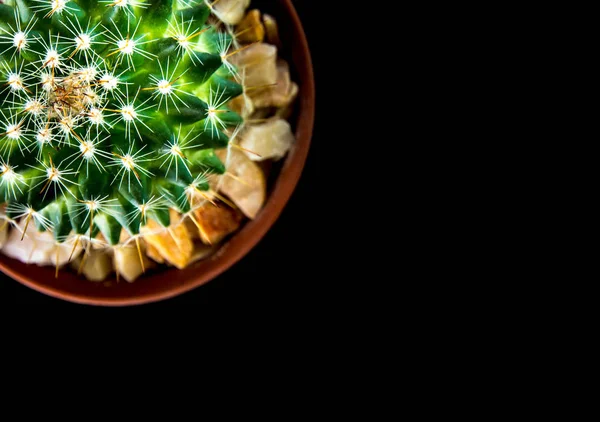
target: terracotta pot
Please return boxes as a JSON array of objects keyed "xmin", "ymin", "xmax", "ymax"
[{"xmin": 0, "ymin": 0, "xmax": 315, "ymax": 306}]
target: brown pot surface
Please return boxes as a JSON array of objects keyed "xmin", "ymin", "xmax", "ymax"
[{"xmin": 0, "ymin": 0, "xmax": 315, "ymax": 306}]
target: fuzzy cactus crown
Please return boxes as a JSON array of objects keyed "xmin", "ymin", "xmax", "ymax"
[{"xmin": 0, "ymin": 0, "xmax": 245, "ymax": 246}]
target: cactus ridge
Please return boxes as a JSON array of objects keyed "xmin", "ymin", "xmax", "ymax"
[{"xmin": 0, "ymin": 0, "xmax": 245, "ymax": 247}]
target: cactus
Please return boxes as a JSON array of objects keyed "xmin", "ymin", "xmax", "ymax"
[{"xmin": 0, "ymin": 0, "xmax": 250, "ymax": 268}]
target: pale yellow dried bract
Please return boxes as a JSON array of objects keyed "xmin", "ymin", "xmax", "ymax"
[
  {"xmin": 141, "ymin": 209, "xmax": 193, "ymax": 269},
  {"xmin": 239, "ymin": 118, "xmax": 295, "ymax": 162},
  {"xmin": 91, "ymin": 232, "xmax": 109, "ymax": 250},
  {"xmin": 192, "ymin": 202, "xmax": 243, "ymax": 245},
  {"xmin": 0, "ymin": 220, "xmax": 8, "ymax": 250},
  {"xmin": 229, "ymin": 43, "xmax": 278, "ymax": 88},
  {"xmin": 250, "ymin": 59, "xmax": 298, "ymax": 109},
  {"xmin": 53, "ymin": 239, "xmax": 85, "ymax": 267},
  {"xmin": 0, "ymin": 227, "xmax": 7, "ymax": 249},
  {"xmin": 77, "ymin": 249, "xmax": 113, "ymax": 282},
  {"xmin": 2, "ymin": 219, "xmax": 52, "ymax": 265},
  {"xmin": 212, "ymin": 0, "xmax": 251, "ymax": 25},
  {"xmin": 1, "ymin": 217, "xmax": 83, "ymax": 266},
  {"xmin": 113, "ymin": 244, "xmax": 152, "ymax": 283},
  {"xmin": 236, "ymin": 9, "xmax": 265, "ymax": 43},
  {"xmin": 216, "ymin": 148, "xmax": 266, "ymax": 219}
]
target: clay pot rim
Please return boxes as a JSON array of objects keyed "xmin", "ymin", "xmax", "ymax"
[{"xmin": 0, "ymin": 0, "xmax": 315, "ymax": 306}]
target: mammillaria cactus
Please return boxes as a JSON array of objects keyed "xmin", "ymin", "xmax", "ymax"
[{"xmin": 0, "ymin": 0, "xmax": 298, "ymax": 282}]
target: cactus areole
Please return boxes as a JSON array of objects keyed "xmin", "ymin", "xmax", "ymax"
[{"xmin": 0, "ymin": 0, "xmax": 246, "ymax": 247}]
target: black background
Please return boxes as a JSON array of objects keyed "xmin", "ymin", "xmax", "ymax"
[{"xmin": 0, "ymin": 1, "xmax": 331, "ymax": 309}]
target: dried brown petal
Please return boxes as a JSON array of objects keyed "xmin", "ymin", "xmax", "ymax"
[
  {"xmin": 0, "ymin": 221, "xmax": 8, "ymax": 250},
  {"xmin": 189, "ymin": 242, "xmax": 219, "ymax": 264},
  {"xmin": 145, "ymin": 241, "xmax": 165, "ymax": 264},
  {"xmin": 263, "ymin": 14, "xmax": 281, "ymax": 48},
  {"xmin": 275, "ymin": 82, "xmax": 299, "ymax": 120},
  {"xmin": 192, "ymin": 202, "xmax": 243, "ymax": 245},
  {"xmin": 228, "ymin": 93, "xmax": 255, "ymax": 118},
  {"xmin": 141, "ymin": 209, "xmax": 194, "ymax": 270},
  {"xmin": 236, "ymin": 9, "xmax": 265, "ymax": 43}
]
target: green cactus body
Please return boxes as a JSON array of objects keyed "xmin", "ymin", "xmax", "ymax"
[{"xmin": 0, "ymin": 0, "xmax": 243, "ymax": 248}]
